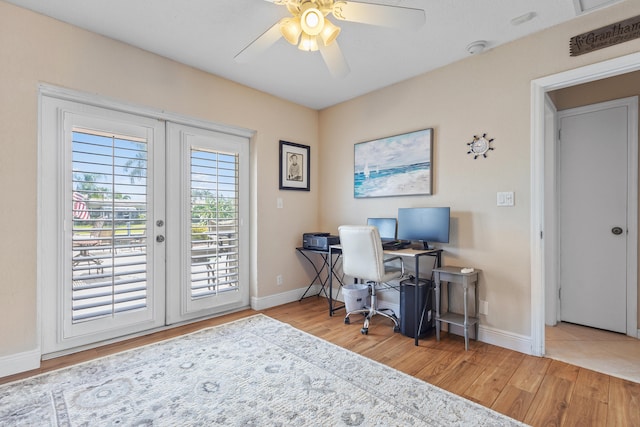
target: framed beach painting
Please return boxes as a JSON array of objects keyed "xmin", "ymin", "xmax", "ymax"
[
  {"xmin": 279, "ymin": 140, "xmax": 310, "ymax": 191},
  {"xmin": 354, "ymin": 128, "xmax": 433, "ymax": 198}
]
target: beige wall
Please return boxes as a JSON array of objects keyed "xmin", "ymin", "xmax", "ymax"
[
  {"xmin": 3, "ymin": 0, "xmax": 640, "ymax": 365},
  {"xmin": 318, "ymin": 1, "xmax": 640, "ymax": 337},
  {"xmin": 0, "ymin": 1, "xmax": 319, "ymax": 358}
]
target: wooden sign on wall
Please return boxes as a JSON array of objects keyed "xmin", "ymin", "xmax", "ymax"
[{"xmin": 570, "ymin": 15, "xmax": 640, "ymax": 56}]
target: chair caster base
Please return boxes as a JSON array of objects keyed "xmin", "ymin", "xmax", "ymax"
[
  {"xmin": 344, "ymin": 317, "xmax": 350, "ymax": 324},
  {"xmin": 393, "ymin": 325, "xmax": 400, "ymax": 333},
  {"xmin": 361, "ymin": 327, "xmax": 368, "ymax": 335}
]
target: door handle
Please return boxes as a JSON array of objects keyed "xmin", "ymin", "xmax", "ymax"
[{"xmin": 611, "ymin": 227, "xmax": 624, "ymax": 235}]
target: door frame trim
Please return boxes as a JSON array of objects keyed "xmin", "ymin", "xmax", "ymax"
[
  {"xmin": 531, "ymin": 52, "xmax": 640, "ymax": 356},
  {"xmin": 38, "ymin": 84, "xmax": 255, "ymax": 140}
]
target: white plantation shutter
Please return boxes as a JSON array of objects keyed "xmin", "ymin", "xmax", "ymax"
[
  {"xmin": 189, "ymin": 148, "xmax": 240, "ymax": 297},
  {"xmin": 71, "ymin": 128, "xmax": 149, "ymax": 322}
]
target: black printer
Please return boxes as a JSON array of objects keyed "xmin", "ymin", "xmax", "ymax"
[{"xmin": 302, "ymin": 232, "xmax": 340, "ymax": 251}]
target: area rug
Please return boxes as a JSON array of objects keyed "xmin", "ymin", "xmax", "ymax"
[{"xmin": 0, "ymin": 314, "xmax": 527, "ymax": 426}]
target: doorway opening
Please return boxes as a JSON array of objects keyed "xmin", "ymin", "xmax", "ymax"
[{"xmin": 531, "ymin": 52, "xmax": 640, "ymax": 357}]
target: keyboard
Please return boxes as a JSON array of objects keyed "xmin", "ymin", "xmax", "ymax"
[{"xmin": 382, "ymin": 240, "xmax": 410, "ymax": 250}]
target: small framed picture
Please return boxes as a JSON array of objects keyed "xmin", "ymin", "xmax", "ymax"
[{"xmin": 279, "ymin": 140, "xmax": 310, "ymax": 191}]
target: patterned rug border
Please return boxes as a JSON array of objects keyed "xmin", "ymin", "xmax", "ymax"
[
  {"xmin": 0, "ymin": 313, "xmax": 267, "ymax": 388},
  {"xmin": 1, "ymin": 314, "xmax": 528, "ymax": 426}
]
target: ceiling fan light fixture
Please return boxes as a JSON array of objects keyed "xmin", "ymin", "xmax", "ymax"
[
  {"xmin": 319, "ymin": 18, "xmax": 340, "ymax": 46},
  {"xmin": 280, "ymin": 17, "xmax": 302, "ymax": 45},
  {"xmin": 298, "ymin": 33, "xmax": 319, "ymax": 51},
  {"xmin": 301, "ymin": 7, "xmax": 324, "ymax": 35}
]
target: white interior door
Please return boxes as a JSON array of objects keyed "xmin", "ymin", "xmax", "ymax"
[
  {"xmin": 558, "ymin": 97, "xmax": 636, "ymax": 334},
  {"xmin": 165, "ymin": 123, "xmax": 249, "ymax": 324}
]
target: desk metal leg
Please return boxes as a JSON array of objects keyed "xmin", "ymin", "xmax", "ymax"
[
  {"xmin": 414, "ymin": 255, "xmax": 421, "ymax": 346},
  {"xmin": 329, "ymin": 253, "xmax": 344, "ymax": 292},
  {"xmin": 329, "ymin": 251, "xmax": 333, "ymax": 316},
  {"xmin": 328, "ymin": 248, "xmax": 345, "ymax": 316},
  {"xmin": 317, "ymin": 254, "xmax": 332, "ymax": 299},
  {"xmin": 298, "ymin": 250, "xmax": 326, "ymax": 301},
  {"xmin": 435, "ymin": 278, "xmax": 441, "ymax": 342}
]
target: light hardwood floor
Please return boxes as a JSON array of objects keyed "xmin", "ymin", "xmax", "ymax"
[{"xmin": 2, "ymin": 297, "xmax": 639, "ymax": 426}]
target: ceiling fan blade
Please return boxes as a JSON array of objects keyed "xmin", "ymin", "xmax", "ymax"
[
  {"xmin": 332, "ymin": 1, "xmax": 425, "ymax": 29},
  {"xmin": 234, "ymin": 22, "xmax": 283, "ymax": 63},
  {"xmin": 318, "ymin": 41, "xmax": 350, "ymax": 78}
]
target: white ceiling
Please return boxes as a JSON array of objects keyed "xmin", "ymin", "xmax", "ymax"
[{"xmin": 4, "ymin": 0, "xmax": 624, "ymax": 109}]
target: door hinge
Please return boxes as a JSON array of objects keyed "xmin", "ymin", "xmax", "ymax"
[
  {"xmin": 558, "ymin": 287, "xmax": 561, "ymax": 300},
  {"xmin": 558, "ymin": 128, "xmax": 561, "ymax": 141},
  {"xmin": 540, "ymin": 230, "xmax": 543, "ymax": 239}
]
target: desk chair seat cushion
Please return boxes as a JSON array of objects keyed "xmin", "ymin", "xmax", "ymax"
[{"xmin": 338, "ymin": 225, "xmax": 402, "ymax": 283}]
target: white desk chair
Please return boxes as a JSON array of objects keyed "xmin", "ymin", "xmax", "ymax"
[{"xmin": 338, "ymin": 225, "xmax": 404, "ymax": 335}]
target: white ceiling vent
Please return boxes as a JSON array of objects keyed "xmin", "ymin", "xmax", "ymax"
[{"xmin": 573, "ymin": 0, "xmax": 625, "ymax": 15}]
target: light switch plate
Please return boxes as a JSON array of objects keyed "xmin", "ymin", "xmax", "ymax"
[{"xmin": 497, "ymin": 191, "xmax": 515, "ymax": 206}]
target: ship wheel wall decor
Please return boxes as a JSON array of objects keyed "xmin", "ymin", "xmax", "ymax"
[{"xmin": 467, "ymin": 133, "xmax": 495, "ymax": 159}]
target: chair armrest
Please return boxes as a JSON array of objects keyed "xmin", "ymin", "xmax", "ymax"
[{"xmin": 383, "ymin": 255, "xmax": 404, "ymax": 276}]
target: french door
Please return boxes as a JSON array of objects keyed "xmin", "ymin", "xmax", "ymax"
[
  {"xmin": 165, "ymin": 123, "xmax": 249, "ymax": 324},
  {"xmin": 40, "ymin": 90, "xmax": 249, "ymax": 355}
]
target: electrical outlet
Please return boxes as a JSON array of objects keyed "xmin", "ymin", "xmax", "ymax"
[
  {"xmin": 276, "ymin": 274, "xmax": 283, "ymax": 286},
  {"xmin": 479, "ymin": 300, "xmax": 489, "ymax": 315}
]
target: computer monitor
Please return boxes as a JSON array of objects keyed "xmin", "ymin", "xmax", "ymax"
[
  {"xmin": 367, "ymin": 217, "xmax": 397, "ymax": 242},
  {"xmin": 397, "ymin": 207, "xmax": 450, "ymax": 249}
]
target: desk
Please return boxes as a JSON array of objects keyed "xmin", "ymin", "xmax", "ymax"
[
  {"xmin": 433, "ymin": 266, "xmax": 480, "ymax": 351},
  {"xmin": 296, "ymin": 247, "xmax": 345, "ymax": 313},
  {"xmin": 328, "ymin": 245, "xmax": 442, "ymax": 345}
]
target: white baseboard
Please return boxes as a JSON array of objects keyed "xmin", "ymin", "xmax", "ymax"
[
  {"xmin": 477, "ymin": 325, "xmax": 532, "ymax": 354},
  {"xmin": 251, "ymin": 284, "xmax": 323, "ymax": 310},
  {"xmin": 254, "ymin": 286, "xmax": 534, "ymax": 355},
  {"xmin": 0, "ymin": 348, "xmax": 40, "ymax": 379},
  {"xmin": 433, "ymin": 323, "xmax": 532, "ymax": 354}
]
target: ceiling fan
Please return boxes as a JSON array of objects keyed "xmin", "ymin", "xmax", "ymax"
[{"xmin": 234, "ymin": 0, "xmax": 426, "ymax": 78}]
